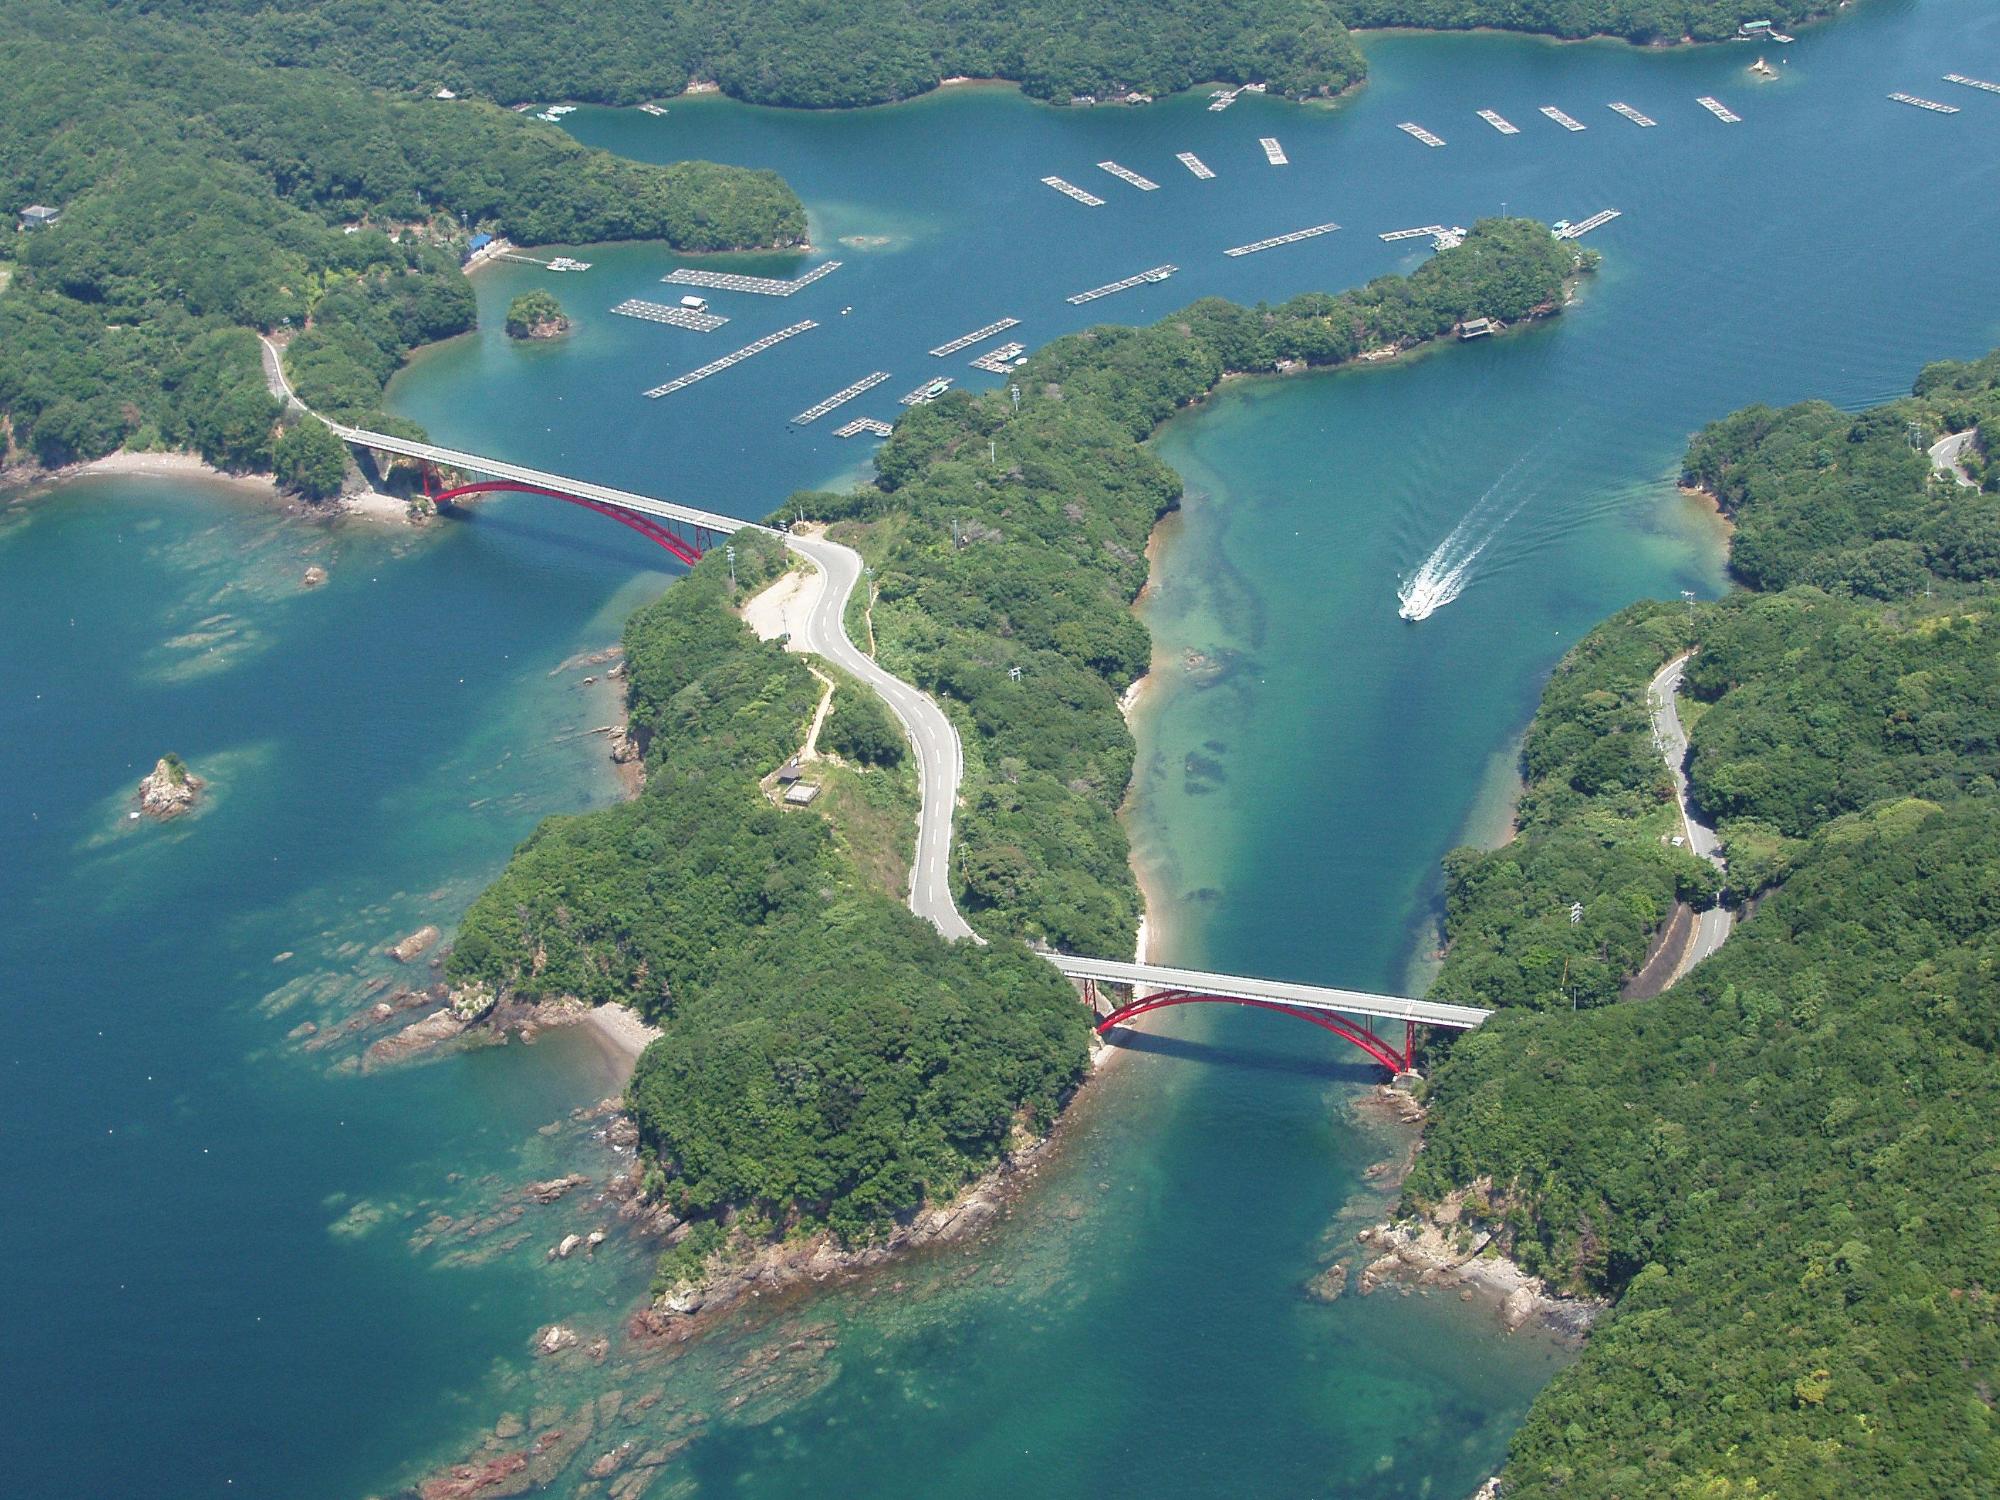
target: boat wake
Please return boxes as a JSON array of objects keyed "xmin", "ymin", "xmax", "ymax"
[{"xmin": 1396, "ymin": 441, "xmax": 1551, "ymax": 621}]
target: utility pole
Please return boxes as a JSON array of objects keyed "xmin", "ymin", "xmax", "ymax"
[
  {"xmin": 1010, "ymin": 384, "xmax": 1021, "ymax": 415},
  {"xmin": 990, "ymin": 439, "xmax": 997, "ymax": 466},
  {"xmin": 952, "ymin": 514, "xmax": 961, "ymax": 550},
  {"xmin": 725, "ymin": 544, "xmax": 736, "ymax": 592},
  {"xmin": 1681, "ymin": 588, "xmax": 1697, "ymax": 644}
]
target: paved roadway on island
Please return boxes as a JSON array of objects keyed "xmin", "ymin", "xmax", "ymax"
[
  {"xmin": 1648, "ymin": 653, "xmax": 1733, "ymax": 977},
  {"xmin": 784, "ymin": 531, "xmax": 978, "ymax": 942},
  {"xmin": 1929, "ymin": 428, "xmax": 1980, "ymax": 488}
]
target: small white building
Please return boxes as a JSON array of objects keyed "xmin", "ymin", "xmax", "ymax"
[
  {"xmin": 679, "ymin": 294, "xmax": 710, "ymax": 312},
  {"xmin": 18, "ymin": 204, "xmax": 60, "ymax": 230}
]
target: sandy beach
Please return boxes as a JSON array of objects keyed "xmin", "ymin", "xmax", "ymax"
[{"xmin": 581, "ymin": 1002, "xmax": 662, "ymax": 1084}]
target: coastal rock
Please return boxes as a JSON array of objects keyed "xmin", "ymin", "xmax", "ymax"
[
  {"xmin": 390, "ymin": 925, "xmax": 441, "ymax": 963},
  {"xmin": 1306, "ymin": 1261, "xmax": 1349, "ymax": 1302},
  {"xmin": 301, "ymin": 565, "xmax": 328, "ymax": 588},
  {"xmin": 523, "ymin": 1173, "xmax": 589, "ymax": 1205},
  {"xmin": 551, "ymin": 1233, "xmax": 583, "ymax": 1261},
  {"xmin": 418, "ymin": 1452, "xmax": 528, "ymax": 1500},
  {"xmin": 448, "ymin": 979, "xmax": 497, "ymax": 1022},
  {"xmin": 137, "ymin": 755, "xmax": 204, "ymax": 819},
  {"xmin": 362, "ymin": 1007, "xmax": 467, "ymax": 1070},
  {"xmin": 535, "ymin": 1324, "xmax": 579, "ymax": 1356}
]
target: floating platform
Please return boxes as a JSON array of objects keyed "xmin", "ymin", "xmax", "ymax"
[
  {"xmin": 835, "ymin": 417, "xmax": 894, "ymax": 438},
  {"xmin": 1067, "ymin": 265, "xmax": 1178, "ymax": 303},
  {"xmin": 1888, "ymin": 92, "xmax": 1961, "ymax": 114},
  {"xmin": 1380, "ymin": 225, "xmax": 1446, "ymax": 242},
  {"xmin": 610, "ymin": 298, "xmax": 729, "ymax": 332},
  {"xmin": 1042, "ymin": 176, "xmax": 1106, "ymax": 206},
  {"xmin": 1098, "ymin": 161, "xmax": 1161, "ymax": 191},
  {"xmin": 1225, "ymin": 222, "xmax": 1339, "ymax": 257},
  {"xmin": 1553, "ymin": 209, "xmax": 1621, "ymax": 240},
  {"xmin": 970, "ymin": 342, "xmax": 1026, "ymax": 373},
  {"xmin": 643, "ymin": 320, "xmax": 817, "ymax": 399},
  {"xmin": 1608, "ymin": 102, "xmax": 1657, "ymax": 127},
  {"xmin": 1397, "ymin": 122, "xmax": 1447, "ymax": 147},
  {"xmin": 636, "ymin": 103, "xmax": 668, "ymax": 117},
  {"xmin": 792, "ymin": 371, "xmax": 892, "ymax": 425},
  {"xmin": 1696, "ymin": 96, "xmax": 1742, "ymax": 123},
  {"xmin": 1177, "ymin": 152, "xmax": 1216, "ymax": 179},
  {"xmin": 1476, "ymin": 109, "xmax": 1519, "ymax": 134},
  {"xmin": 1208, "ymin": 89, "xmax": 1240, "ymax": 112},
  {"xmin": 662, "ymin": 262, "xmax": 841, "ymax": 297},
  {"xmin": 547, "ymin": 257, "xmax": 592, "ymax": 272},
  {"xmin": 1944, "ymin": 74, "xmax": 2000, "ymax": 94},
  {"xmin": 1540, "ymin": 106, "xmax": 1587, "ymax": 132},
  {"xmin": 1259, "ymin": 137, "xmax": 1288, "ymax": 165},
  {"xmin": 930, "ymin": 317, "xmax": 1021, "ymax": 358},
  {"xmin": 899, "ymin": 377, "xmax": 954, "ymax": 407}
]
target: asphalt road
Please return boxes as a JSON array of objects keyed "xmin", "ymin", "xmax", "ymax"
[
  {"xmin": 784, "ymin": 531, "xmax": 978, "ymax": 942},
  {"xmin": 1649, "ymin": 653, "xmax": 1733, "ymax": 975},
  {"xmin": 1929, "ymin": 428, "xmax": 1979, "ymax": 488}
]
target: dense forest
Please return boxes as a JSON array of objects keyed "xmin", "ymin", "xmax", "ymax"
[
  {"xmin": 1405, "ymin": 354, "xmax": 2000, "ymax": 1496},
  {"xmin": 0, "ymin": 2, "xmax": 802, "ymax": 468},
  {"xmin": 809, "ymin": 218, "xmax": 1589, "ymax": 954},
  {"xmin": 446, "ymin": 221, "xmax": 1588, "ymax": 1266},
  {"xmin": 120, "ymin": 0, "xmax": 1367, "ymax": 110},
  {"xmin": 1343, "ymin": 0, "xmax": 1841, "ymax": 44}
]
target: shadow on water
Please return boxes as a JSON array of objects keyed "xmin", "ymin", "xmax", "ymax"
[{"xmin": 1103, "ymin": 1027, "xmax": 1387, "ymax": 1085}]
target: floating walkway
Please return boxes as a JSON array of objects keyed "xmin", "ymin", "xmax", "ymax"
[
  {"xmin": 642, "ymin": 320, "xmax": 816, "ymax": 399},
  {"xmin": 1380, "ymin": 225, "xmax": 1446, "ymax": 242},
  {"xmin": 1259, "ymin": 137, "xmax": 1289, "ymax": 165},
  {"xmin": 1067, "ymin": 266, "xmax": 1177, "ymax": 304},
  {"xmin": 1477, "ymin": 109, "xmax": 1520, "ymax": 134},
  {"xmin": 610, "ymin": 298, "xmax": 730, "ymax": 332},
  {"xmin": 1398, "ymin": 122, "xmax": 1446, "ymax": 147},
  {"xmin": 970, "ymin": 342, "xmax": 1026, "ymax": 372},
  {"xmin": 930, "ymin": 317, "xmax": 1020, "ymax": 357},
  {"xmin": 791, "ymin": 371, "xmax": 892, "ymax": 425},
  {"xmin": 835, "ymin": 416, "xmax": 894, "ymax": 439},
  {"xmin": 1608, "ymin": 102, "xmax": 1657, "ymax": 127},
  {"xmin": 662, "ymin": 262, "xmax": 841, "ymax": 297},
  {"xmin": 1554, "ymin": 209, "xmax": 1621, "ymax": 240},
  {"xmin": 899, "ymin": 377, "xmax": 954, "ymax": 406},
  {"xmin": 1098, "ymin": 161, "xmax": 1161, "ymax": 191},
  {"xmin": 1540, "ymin": 106, "xmax": 1587, "ymax": 131},
  {"xmin": 1224, "ymin": 222, "xmax": 1339, "ymax": 257},
  {"xmin": 1888, "ymin": 92, "xmax": 1960, "ymax": 114},
  {"xmin": 1177, "ymin": 152, "xmax": 1216, "ymax": 179},
  {"xmin": 1043, "ymin": 176, "xmax": 1106, "ymax": 206},
  {"xmin": 1208, "ymin": 88, "xmax": 1241, "ymax": 112},
  {"xmin": 1696, "ymin": 96, "xmax": 1742, "ymax": 123},
  {"xmin": 1943, "ymin": 74, "xmax": 2000, "ymax": 95}
]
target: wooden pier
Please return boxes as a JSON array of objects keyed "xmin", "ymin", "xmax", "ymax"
[
  {"xmin": 970, "ymin": 342, "xmax": 1026, "ymax": 372},
  {"xmin": 1098, "ymin": 161, "xmax": 1161, "ymax": 191},
  {"xmin": 1608, "ymin": 102, "xmax": 1657, "ymax": 127},
  {"xmin": 1177, "ymin": 152, "xmax": 1216, "ymax": 179},
  {"xmin": 1042, "ymin": 176, "xmax": 1106, "ymax": 206},
  {"xmin": 1553, "ymin": 209, "xmax": 1621, "ymax": 240},
  {"xmin": 1944, "ymin": 74, "xmax": 2000, "ymax": 95},
  {"xmin": 1067, "ymin": 266, "xmax": 1177, "ymax": 303},
  {"xmin": 1888, "ymin": 92, "xmax": 1960, "ymax": 114},
  {"xmin": 835, "ymin": 417, "xmax": 894, "ymax": 439},
  {"xmin": 1224, "ymin": 222, "xmax": 1339, "ymax": 257},
  {"xmin": 662, "ymin": 262, "xmax": 842, "ymax": 297},
  {"xmin": 642, "ymin": 320, "xmax": 817, "ymax": 399},
  {"xmin": 1259, "ymin": 137, "xmax": 1289, "ymax": 165},
  {"xmin": 792, "ymin": 371, "xmax": 892, "ymax": 425},
  {"xmin": 1398, "ymin": 122, "xmax": 1447, "ymax": 147},
  {"xmin": 610, "ymin": 299, "xmax": 729, "ymax": 332},
  {"xmin": 1476, "ymin": 109, "xmax": 1519, "ymax": 134},
  {"xmin": 1540, "ymin": 106, "xmax": 1587, "ymax": 132},
  {"xmin": 930, "ymin": 318, "xmax": 1021, "ymax": 358},
  {"xmin": 1380, "ymin": 225, "xmax": 1446, "ymax": 242},
  {"xmin": 1696, "ymin": 96, "xmax": 1742, "ymax": 123},
  {"xmin": 899, "ymin": 377, "xmax": 954, "ymax": 406}
]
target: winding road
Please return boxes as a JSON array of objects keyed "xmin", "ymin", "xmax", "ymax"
[
  {"xmin": 1929, "ymin": 428, "xmax": 1980, "ymax": 489},
  {"xmin": 783, "ymin": 532, "xmax": 978, "ymax": 943},
  {"xmin": 1648, "ymin": 653, "xmax": 1733, "ymax": 978}
]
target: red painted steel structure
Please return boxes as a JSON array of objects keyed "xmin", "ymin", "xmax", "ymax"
[
  {"xmin": 1092, "ymin": 987, "xmax": 1417, "ymax": 1074},
  {"xmin": 422, "ymin": 472, "xmax": 712, "ymax": 566}
]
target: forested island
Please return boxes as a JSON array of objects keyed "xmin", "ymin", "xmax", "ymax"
[
  {"xmin": 444, "ymin": 220, "xmax": 1593, "ymax": 1303},
  {"xmin": 1345, "ymin": 0, "xmax": 1842, "ymax": 45},
  {"xmin": 0, "ymin": 1, "xmax": 803, "ymax": 472},
  {"xmin": 1407, "ymin": 351, "xmax": 2000, "ymax": 1495}
]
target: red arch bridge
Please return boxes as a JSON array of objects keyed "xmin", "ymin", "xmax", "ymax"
[
  {"xmin": 330, "ymin": 423, "xmax": 776, "ymax": 564},
  {"xmin": 1045, "ymin": 955, "xmax": 1492, "ymax": 1076}
]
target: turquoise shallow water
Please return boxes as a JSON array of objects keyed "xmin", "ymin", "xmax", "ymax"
[{"xmin": 6, "ymin": 3, "xmax": 2000, "ymax": 1494}]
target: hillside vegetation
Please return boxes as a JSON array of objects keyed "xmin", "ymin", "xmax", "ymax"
[
  {"xmin": 1343, "ymin": 0, "xmax": 1842, "ymax": 45},
  {"xmin": 1405, "ymin": 353, "xmax": 2000, "ymax": 1497},
  {"xmin": 0, "ymin": 2, "xmax": 802, "ymax": 468}
]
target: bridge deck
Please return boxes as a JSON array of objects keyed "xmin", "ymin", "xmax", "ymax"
[
  {"xmin": 1046, "ymin": 954, "xmax": 1491, "ymax": 1030},
  {"xmin": 329, "ymin": 425, "xmax": 773, "ymax": 538}
]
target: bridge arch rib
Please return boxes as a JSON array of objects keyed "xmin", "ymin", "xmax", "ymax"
[
  {"xmin": 1094, "ymin": 989, "xmax": 1415, "ymax": 1075},
  {"xmin": 428, "ymin": 479, "xmax": 708, "ymax": 567}
]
